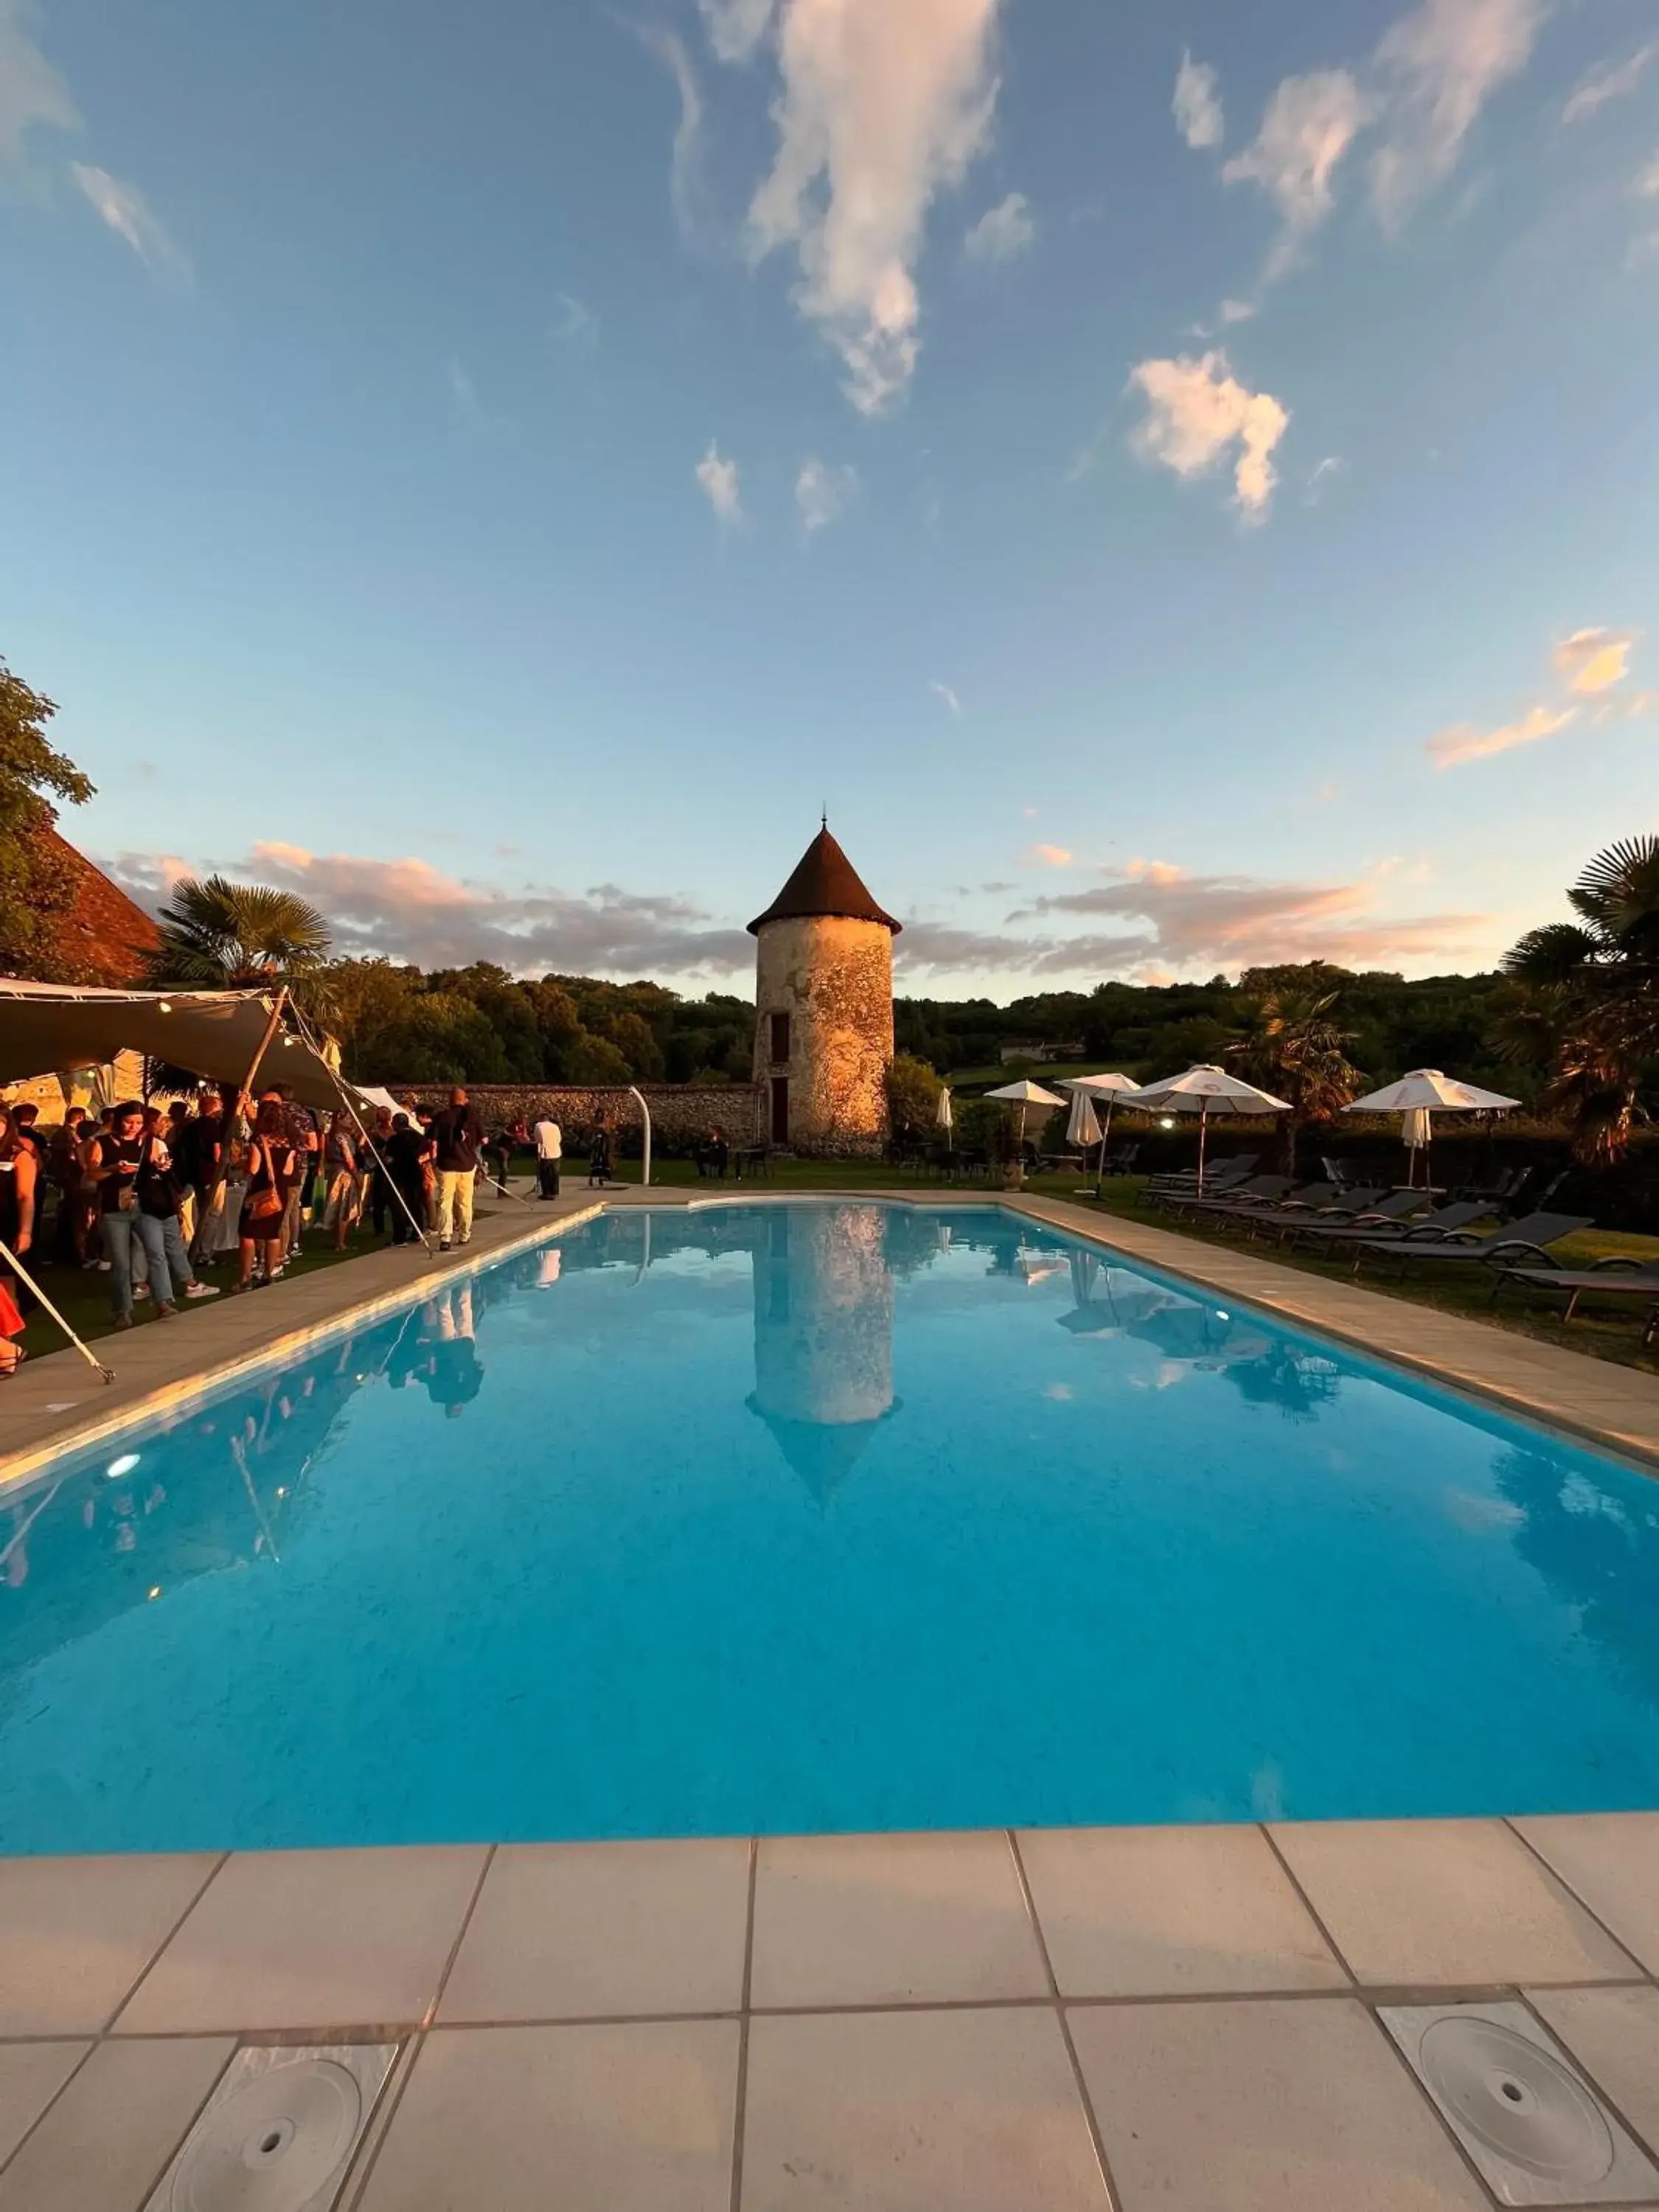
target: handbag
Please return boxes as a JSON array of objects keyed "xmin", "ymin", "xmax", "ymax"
[{"xmin": 245, "ymin": 1141, "xmax": 285, "ymax": 1225}]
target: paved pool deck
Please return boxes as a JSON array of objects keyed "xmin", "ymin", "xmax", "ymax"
[{"xmin": 3, "ymin": 1182, "xmax": 1659, "ymax": 2208}]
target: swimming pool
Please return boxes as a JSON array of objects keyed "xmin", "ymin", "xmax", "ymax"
[{"xmin": 2, "ymin": 1199, "xmax": 1658, "ymax": 1854}]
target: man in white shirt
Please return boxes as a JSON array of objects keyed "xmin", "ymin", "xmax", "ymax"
[{"xmin": 533, "ymin": 1113, "xmax": 563, "ymax": 1200}]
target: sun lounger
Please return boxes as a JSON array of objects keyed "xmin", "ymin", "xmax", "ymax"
[
  {"xmin": 1144, "ymin": 1154, "xmax": 1258, "ymax": 1194},
  {"xmin": 1155, "ymin": 1174, "xmax": 1298, "ymax": 1218},
  {"xmin": 1235, "ymin": 1187, "xmax": 1387, "ymax": 1244},
  {"xmin": 1492, "ymin": 1256, "xmax": 1659, "ymax": 1321},
  {"xmin": 1287, "ymin": 1197, "xmax": 1487, "ymax": 1253},
  {"xmin": 1352, "ymin": 1212, "xmax": 1593, "ymax": 1281}
]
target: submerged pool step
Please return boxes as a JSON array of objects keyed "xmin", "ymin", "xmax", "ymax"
[
  {"xmin": 144, "ymin": 2042, "xmax": 398, "ymax": 2212},
  {"xmin": 1379, "ymin": 2000, "xmax": 1659, "ymax": 2206}
]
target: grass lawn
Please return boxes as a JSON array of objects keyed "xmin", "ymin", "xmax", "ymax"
[
  {"xmin": 12, "ymin": 1231, "xmax": 398, "ymax": 1360},
  {"xmin": 1043, "ymin": 1178, "xmax": 1659, "ymax": 1374}
]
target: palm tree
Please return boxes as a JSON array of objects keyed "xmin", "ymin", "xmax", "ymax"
[
  {"xmin": 145, "ymin": 874, "xmax": 337, "ymax": 1024},
  {"xmin": 1495, "ymin": 836, "xmax": 1659, "ymax": 1163},
  {"xmin": 1228, "ymin": 989, "xmax": 1363, "ymax": 1175}
]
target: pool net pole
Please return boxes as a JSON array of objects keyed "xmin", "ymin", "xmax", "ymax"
[{"xmin": 0, "ymin": 1237, "xmax": 115, "ymax": 1383}]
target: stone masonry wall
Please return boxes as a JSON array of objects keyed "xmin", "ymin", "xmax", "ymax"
[
  {"xmin": 392, "ymin": 1082, "xmax": 761, "ymax": 1152},
  {"xmin": 754, "ymin": 913, "xmax": 893, "ymax": 1156}
]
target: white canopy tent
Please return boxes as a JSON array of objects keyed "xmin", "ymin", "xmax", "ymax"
[
  {"xmin": 1343, "ymin": 1068, "xmax": 1520, "ymax": 1186},
  {"xmin": 0, "ymin": 981, "xmax": 356, "ymax": 1113}
]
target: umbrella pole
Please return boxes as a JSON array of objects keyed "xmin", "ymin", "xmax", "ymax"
[
  {"xmin": 1197, "ymin": 1102, "xmax": 1208, "ymax": 1195},
  {"xmin": 1096, "ymin": 1096, "xmax": 1113, "ymax": 1197}
]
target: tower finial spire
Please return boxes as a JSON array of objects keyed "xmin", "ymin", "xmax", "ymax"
[{"xmin": 821, "ymin": 803, "xmax": 828, "ymax": 830}]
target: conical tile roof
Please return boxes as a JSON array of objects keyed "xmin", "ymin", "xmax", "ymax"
[{"xmin": 748, "ymin": 827, "xmax": 901, "ymax": 936}]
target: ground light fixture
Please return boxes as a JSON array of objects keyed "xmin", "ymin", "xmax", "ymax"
[{"xmin": 105, "ymin": 1453, "xmax": 139, "ymax": 1478}]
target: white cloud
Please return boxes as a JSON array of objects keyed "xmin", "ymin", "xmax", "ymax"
[
  {"xmin": 1426, "ymin": 626, "xmax": 1646, "ymax": 766},
  {"xmin": 1562, "ymin": 44, "xmax": 1655, "ymax": 125},
  {"xmin": 964, "ymin": 189, "xmax": 1034, "ymax": 262},
  {"xmin": 553, "ymin": 291, "xmax": 597, "ymax": 342},
  {"xmin": 1032, "ymin": 844, "xmax": 1072, "ymax": 867},
  {"xmin": 1306, "ymin": 453, "xmax": 1345, "ymax": 501},
  {"xmin": 695, "ymin": 440, "xmax": 742, "ymax": 522},
  {"xmin": 1427, "ymin": 703, "xmax": 1576, "ymax": 768},
  {"xmin": 1222, "ymin": 71, "xmax": 1369, "ymax": 276},
  {"xmin": 1015, "ymin": 858, "xmax": 1490, "ymax": 974},
  {"xmin": 795, "ymin": 455, "xmax": 857, "ymax": 532},
  {"xmin": 0, "ymin": 0, "xmax": 76, "ymax": 164},
  {"xmin": 1370, "ymin": 0, "xmax": 1545, "ymax": 229},
  {"xmin": 640, "ymin": 24, "xmax": 707, "ymax": 239},
  {"xmin": 700, "ymin": 0, "xmax": 777, "ymax": 64},
  {"xmin": 1554, "ymin": 627, "xmax": 1636, "ymax": 695},
  {"xmin": 70, "ymin": 163, "xmax": 190, "ymax": 283},
  {"xmin": 742, "ymin": 0, "xmax": 1004, "ymax": 414},
  {"xmin": 111, "ymin": 844, "xmax": 755, "ymax": 980},
  {"xmin": 1217, "ymin": 297, "xmax": 1257, "ymax": 324},
  {"xmin": 1127, "ymin": 350, "xmax": 1290, "ymax": 518},
  {"xmin": 929, "ymin": 680, "xmax": 962, "ymax": 715},
  {"xmin": 1172, "ymin": 51, "xmax": 1223, "ymax": 150},
  {"xmin": 1635, "ymin": 154, "xmax": 1659, "ymax": 198}
]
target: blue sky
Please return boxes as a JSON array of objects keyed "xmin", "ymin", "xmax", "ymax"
[{"xmin": 2, "ymin": 0, "xmax": 1657, "ymax": 993}]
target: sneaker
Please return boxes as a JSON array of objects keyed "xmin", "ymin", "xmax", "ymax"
[
  {"xmin": 439, "ymin": 1239, "xmax": 451, "ymax": 1252},
  {"xmin": 457, "ymin": 1235, "xmax": 471, "ymax": 1247},
  {"xmin": 97, "ymin": 1259, "xmax": 112, "ymax": 1271},
  {"xmin": 155, "ymin": 1301, "xmax": 177, "ymax": 1319},
  {"xmin": 133, "ymin": 1282, "xmax": 150, "ymax": 1301},
  {"xmin": 182, "ymin": 1281, "xmax": 220, "ymax": 1300},
  {"xmin": 81, "ymin": 1256, "xmax": 102, "ymax": 1270}
]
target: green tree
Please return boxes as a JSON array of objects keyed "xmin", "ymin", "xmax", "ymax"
[
  {"xmin": 0, "ymin": 655, "xmax": 96, "ymax": 979},
  {"xmin": 1228, "ymin": 988, "xmax": 1363, "ymax": 1175},
  {"xmin": 603, "ymin": 1010, "xmax": 665, "ymax": 1081},
  {"xmin": 147, "ymin": 874, "xmax": 336, "ymax": 1023},
  {"xmin": 885, "ymin": 1052, "xmax": 943, "ymax": 1140},
  {"xmin": 1495, "ymin": 836, "xmax": 1659, "ymax": 1163},
  {"xmin": 563, "ymin": 1029, "xmax": 633, "ymax": 1084}
]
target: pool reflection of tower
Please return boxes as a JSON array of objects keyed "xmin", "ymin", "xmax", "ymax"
[{"xmin": 748, "ymin": 1205, "xmax": 897, "ymax": 1503}]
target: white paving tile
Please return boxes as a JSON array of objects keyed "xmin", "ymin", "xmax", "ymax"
[
  {"xmin": 1018, "ymin": 1823, "xmax": 1345, "ymax": 1997},
  {"xmin": 751, "ymin": 1832, "xmax": 1047, "ymax": 2008}
]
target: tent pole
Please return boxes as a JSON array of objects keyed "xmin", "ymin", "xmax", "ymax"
[
  {"xmin": 0, "ymin": 1237, "xmax": 115, "ymax": 1382},
  {"xmin": 196, "ymin": 987, "xmax": 291, "ymax": 1258},
  {"xmin": 285, "ymin": 1004, "xmax": 437, "ymax": 1251}
]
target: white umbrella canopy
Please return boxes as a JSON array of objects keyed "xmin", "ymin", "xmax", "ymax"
[
  {"xmin": 984, "ymin": 1078, "xmax": 1066, "ymax": 1174},
  {"xmin": 1345, "ymin": 1068, "xmax": 1520, "ymax": 1186},
  {"xmin": 1129, "ymin": 1063, "xmax": 1291, "ymax": 1194},
  {"xmin": 1130, "ymin": 1064, "xmax": 1293, "ymax": 1113},
  {"xmin": 935, "ymin": 1086, "xmax": 954, "ymax": 1136},
  {"xmin": 1345, "ymin": 1069, "xmax": 1520, "ymax": 1113},
  {"xmin": 985, "ymin": 1079, "xmax": 1068, "ymax": 1105},
  {"xmin": 1059, "ymin": 1072, "xmax": 1139, "ymax": 1189}
]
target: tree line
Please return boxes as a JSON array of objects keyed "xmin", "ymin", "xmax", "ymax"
[{"xmin": 4, "ymin": 647, "xmax": 1655, "ymax": 1161}]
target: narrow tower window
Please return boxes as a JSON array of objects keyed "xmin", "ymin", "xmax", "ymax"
[{"xmin": 770, "ymin": 1012, "xmax": 791, "ymax": 1063}]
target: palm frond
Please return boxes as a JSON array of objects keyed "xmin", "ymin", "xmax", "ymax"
[{"xmin": 1500, "ymin": 922, "xmax": 1601, "ymax": 984}]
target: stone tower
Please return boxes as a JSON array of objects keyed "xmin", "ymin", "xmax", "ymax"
[{"xmin": 749, "ymin": 824, "xmax": 900, "ymax": 1155}]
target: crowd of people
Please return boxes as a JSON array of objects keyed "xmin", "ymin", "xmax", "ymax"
[{"xmin": 0, "ymin": 1085, "xmax": 657, "ymax": 1370}]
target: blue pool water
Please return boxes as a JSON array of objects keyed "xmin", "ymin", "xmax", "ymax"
[{"xmin": 3, "ymin": 1199, "xmax": 1658, "ymax": 1854}]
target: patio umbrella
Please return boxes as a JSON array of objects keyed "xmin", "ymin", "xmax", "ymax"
[
  {"xmin": 1065, "ymin": 1087, "xmax": 1102, "ymax": 1166},
  {"xmin": 1059, "ymin": 1072, "xmax": 1139, "ymax": 1189},
  {"xmin": 984, "ymin": 1077, "xmax": 1067, "ymax": 1169},
  {"xmin": 1129, "ymin": 1064, "xmax": 1291, "ymax": 1196},
  {"xmin": 1344, "ymin": 1068, "xmax": 1520, "ymax": 1188},
  {"xmin": 936, "ymin": 1085, "xmax": 954, "ymax": 1143}
]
